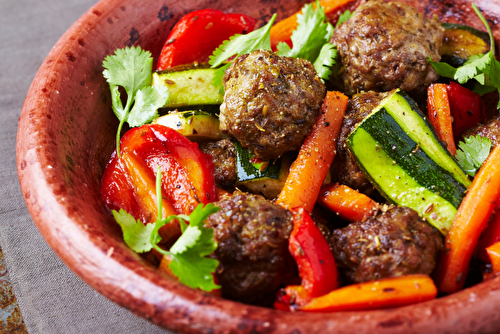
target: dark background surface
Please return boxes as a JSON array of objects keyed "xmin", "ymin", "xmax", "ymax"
[{"xmin": 0, "ymin": 0, "xmax": 173, "ymax": 332}]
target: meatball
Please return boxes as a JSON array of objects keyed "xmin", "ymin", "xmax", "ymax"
[
  {"xmin": 461, "ymin": 114, "xmax": 500, "ymax": 149},
  {"xmin": 330, "ymin": 206, "xmax": 443, "ymax": 283},
  {"xmin": 220, "ymin": 49, "xmax": 325, "ymax": 160},
  {"xmin": 199, "ymin": 138, "xmax": 237, "ymax": 192},
  {"xmin": 205, "ymin": 192, "xmax": 294, "ymax": 306},
  {"xmin": 330, "ymin": 90, "xmax": 389, "ymax": 198},
  {"xmin": 330, "ymin": 0, "xmax": 443, "ymax": 97}
]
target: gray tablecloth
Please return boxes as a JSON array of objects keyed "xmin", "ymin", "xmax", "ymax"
[{"xmin": 0, "ymin": 0, "xmax": 174, "ymax": 332}]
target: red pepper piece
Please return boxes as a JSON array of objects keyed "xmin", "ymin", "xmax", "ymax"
[
  {"xmin": 157, "ymin": 9, "xmax": 256, "ymax": 71},
  {"xmin": 101, "ymin": 124, "xmax": 216, "ymax": 227},
  {"xmin": 446, "ymin": 81, "xmax": 486, "ymax": 141},
  {"xmin": 289, "ymin": 207, "xmax": 339, "ymax": 298}
]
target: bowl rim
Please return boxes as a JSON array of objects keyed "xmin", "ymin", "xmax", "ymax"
[{"xmin": 16, "ymin": 0, "xmax": 500, "ymax": 333}]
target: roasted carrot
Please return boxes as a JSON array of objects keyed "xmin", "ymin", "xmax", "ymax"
[
  {"xmin": 276, "ymin": 91, "xmax": 348, "ymax": 212},
  {"xmin": 318, "ymin": 183, "xmax": 379, "ymax": 222},
  {"xmin": 270, "ymin": 0, "xmax": 355, "ymax": 49},
  {"xmin": 486, "ymin": 241, "xmax": 500, "ymax": 274},
  {"xmin": 427, "ymin": 84, "xmax": 457, "ymax": 156},
  {"xmin": 300, "ymin": 275, "xmax": 437, "ymax": 312},
  {"xmin": 476, "ymin": 211, "xmax": 500, "ymax": 262},
  {"xmin": 434, "ymin": 144, "xmax": 500, "ymax": 294}
]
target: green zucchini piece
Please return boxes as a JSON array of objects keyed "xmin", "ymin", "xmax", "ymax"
[
  {"xmin": 152, "ymin": 64, "xmax": 224, "ymax": 108},
  {"xmin": 152, "ymin": 111, "xmax": 227, "ymax": 142},
  {"xmin": 346, "ymin": 89, "xmax": 470, "ymax": 235},
  {"xmin": 442, "ymin": 23, "xmax": 490, "ymax": 67},
  {"xmin": 234, "ymin": 141, "xmax": 290, "ymax": 199}
]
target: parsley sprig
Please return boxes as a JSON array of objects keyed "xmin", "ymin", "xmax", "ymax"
[
  {"xmin": 428, "ymin": 4, "xmax": 500, "ymax": 109},
  {"xmin": 113, "ymin": 167, "xmax": 220, "ymax": 292},
  {"xmin": 103, "ymin": 46, "xmax": 169, "ymax": 157},
  {"xmin": 456, "ymin": 135, "xmax": 492, "ymax": 177}
]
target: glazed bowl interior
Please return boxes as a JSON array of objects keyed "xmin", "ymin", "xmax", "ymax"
[{"xmin": 16, "ymin": 0, "xmax": 500, "ymax": 333}]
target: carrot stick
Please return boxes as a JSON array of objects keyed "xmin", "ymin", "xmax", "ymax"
[
  {"xmin": 476, "ymin": 211, "xmax": 500, "ymax": 262},
  {"xmin": 486, "ymin": 241, "xmax": 500, "ymax": 274},
  {"xmin": 276, "ymin": 91, "xmax": 348, "ymax": 212},
  {"xmin": 300, "ymin": 275, "xmax": 437, "ymax": 312},
  {"xmin": 270, "ymin": 0, "xmax": 355, "ymax": 49},
  {"xmin": 434, "ymin": 144, "xmax": 500, "ymax": 294},
  {"xmin": 427, "ymin": 84, "xmax": 457, "ymax": 156},
  {"xmin": 317, "ymin": 183, "xmax": 379, "ymax": 222}
]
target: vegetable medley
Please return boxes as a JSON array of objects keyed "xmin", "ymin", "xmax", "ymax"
[{"xmin": 100, "ymin": 0, "xmax": 500, "ymax": 312}]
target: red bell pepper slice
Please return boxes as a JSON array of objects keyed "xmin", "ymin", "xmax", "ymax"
[
  {"xmin": 427, "ymin": 83, "xmax": 457, "ymax": 156},
  {"xmin": 157, "ymin": 9, "xmax": 256, "ymax": 71},
  {"xmin": 446, "ymin": 81, "xmax": 486, "ymax": 141},
  {"xmin": 288, "ymin": 207, "xmax": 339, "ymax": 298},
  {"xmin": 101, "ymin": 124, "xmax": 216, "ymax": 232}
]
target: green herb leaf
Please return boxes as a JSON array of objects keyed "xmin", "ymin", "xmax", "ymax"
[
  {"xmin": 276, "ymin": 0, "xmax": 333, "ymax": 62},
  {"xmin": 456, "ymin": 135, "xmax": 492, "ymax": 177},
  {"xmin": 335, "ymin": 9, "xmax": 353, "ymax": 28},
  {"xmin": 428, "ymin": 4, "xmax": 500, "ymax": 109},
  {"xmin": 128, "ymin": 85, "xmax": 169, "ymax": 127},
  {"xmin": 314, "ymin": 43, "xmax": 338, "ymax": 81},
  {"xmin": 102, "ymin": 46, "xmax": 167, "ymax": 156},
  {"xmin": 212, "ymin": 63, "xmax": 231, "ymax": 95},
  {"xmin": 209, "ymin": 14, "xmax": 277, "ymax": 68},
  {"xmin": 113, "ymin": 209, "xmax": 155, "ymax": 253}
]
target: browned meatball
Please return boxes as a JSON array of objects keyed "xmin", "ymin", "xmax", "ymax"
[
  {"xmin": 205, "ymin": 192, "xmax": 295, "ymax": 306},
  {"xmin": 330, "ymin": 90, "xmax": 389, "ymax": 198},
  {"xmin": 220, "ymin": 49, "xmax": 325, "ymax": 160},
  {"xmin": 330, "ymin": 206, "xmax": 443, "ymax": 283},
  {"xmin": 199, "ymin": 138, "xmax": 237, "ymax": 192},
  {"xmin": 331, "ymin": 0, "xmax": 443, "ymax": 97}
]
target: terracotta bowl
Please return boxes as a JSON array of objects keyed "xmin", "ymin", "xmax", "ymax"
[{"xmin": 16, "ymin": 0, "xmax": 500, "ymax": 332}]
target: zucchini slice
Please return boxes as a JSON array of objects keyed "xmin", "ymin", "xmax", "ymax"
[
  {"xmin": 442, "ymin": 23, "xmax": 490, "ymax": 67},
  {"xmin": 152, "ymin": 110, "xmax": 227, "ymax": 142},
  {"xmin": 346, "ymin": 89, "xmax": 470, "ymax": 235},
  {"xmin": 234, "ymin": 141, "xmax": 290, "ymax": 199},
  {"xmin": 152, "ymin": 63, "xmax": 224, "ymax": 109}
]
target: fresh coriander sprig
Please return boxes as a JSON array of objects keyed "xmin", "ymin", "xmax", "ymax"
[
  {"xmin": 456, "ymin": 135, "xmax": 492, "ymax": 177},
  {"xmin": 428, "ymin": 4, "xmax": 500, "ymax": 109},
  {"xmin": 113, "ymin": 167, "xmax": 220, "ymax": 291},
  {"xmin": 103, "ymin": 46, "xmax": 169, "ymax": 157}
]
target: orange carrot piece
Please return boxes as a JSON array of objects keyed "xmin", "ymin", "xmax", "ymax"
[
  {"xmin": 276, "ymin": 91, "xmax": 348, "ymax": 212},
  {"xmin": 317, "ymin": 183, "xmax": 379, "ymax": 222},
  {"xmin": 486, "ymin": 242, "xmax": 500, "ymax": 274},
  {"xmin": 476, "ymin": 211, "xmax": 500, "ymax": 262},
  {"xmin": 434, "ymin": 144, "xmax": 500, "ymax": 294},
  {"xmin": 300, "ymin": 275, "xmax": 437, "ymax": 312},
  {"xmin": 270, "ymin": 0, "xmax": 354, "ymax": 49},
  {"xmin": 427, "ymin": 84, "xmax": 457, "ymax": 156}
]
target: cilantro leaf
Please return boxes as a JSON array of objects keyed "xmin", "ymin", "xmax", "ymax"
[
  {"xmin": 456, "ymin": 135, "xmax": 492, "ymax": 177},
  {"xmin": 335, "ymin": 10, "xmax": 353, "ymax": 28},
  {"xmin": 128, "ymin": 85, "xmax": 169, "ymax": 127},
  {"xmin": 428, "ymin": 4, "xmax": 500, "ymax": 109},
  {"xmin": 113, "ymin": 209, "xmax": 155, "ymax": 253},
  {"xmin": 114, "ymin": 167, "xmax": 220, "ymax": 291},
  {"xmin": 103, "ymin": 46, "xmax": 166, "ymax": 156},
  {"xmin": 314, "ymin": 43, "xmax": 338, "ymax": 81},
  {"xmin": 209, "ymin": 14, "xmax": 277, "ymax": 68},
  {"xmin": 212, "ymin": 63, "xmax": 231, "ymax": 95},
  {"xmin": 276, "ymin": 0, "xmax": 333, "ymax": 62}
]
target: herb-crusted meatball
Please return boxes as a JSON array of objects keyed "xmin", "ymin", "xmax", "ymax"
[
  {"xmin": 205, "ymin": 192, "xmax": 295, "ymax": 306},
  {"xmin": 220, "ymin": 49, "xmax": 325, "ymax": 160},
  {"xmin": 199, "ymin": 138, "xmax": 237, "ymax": 192},
  {"xmin": 330, "ymin": 206, "xmax": 443, "ymax": 283},
  {"xmin": 331, "ymin": 0, "xmax": 444, "ymax": 96}
]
